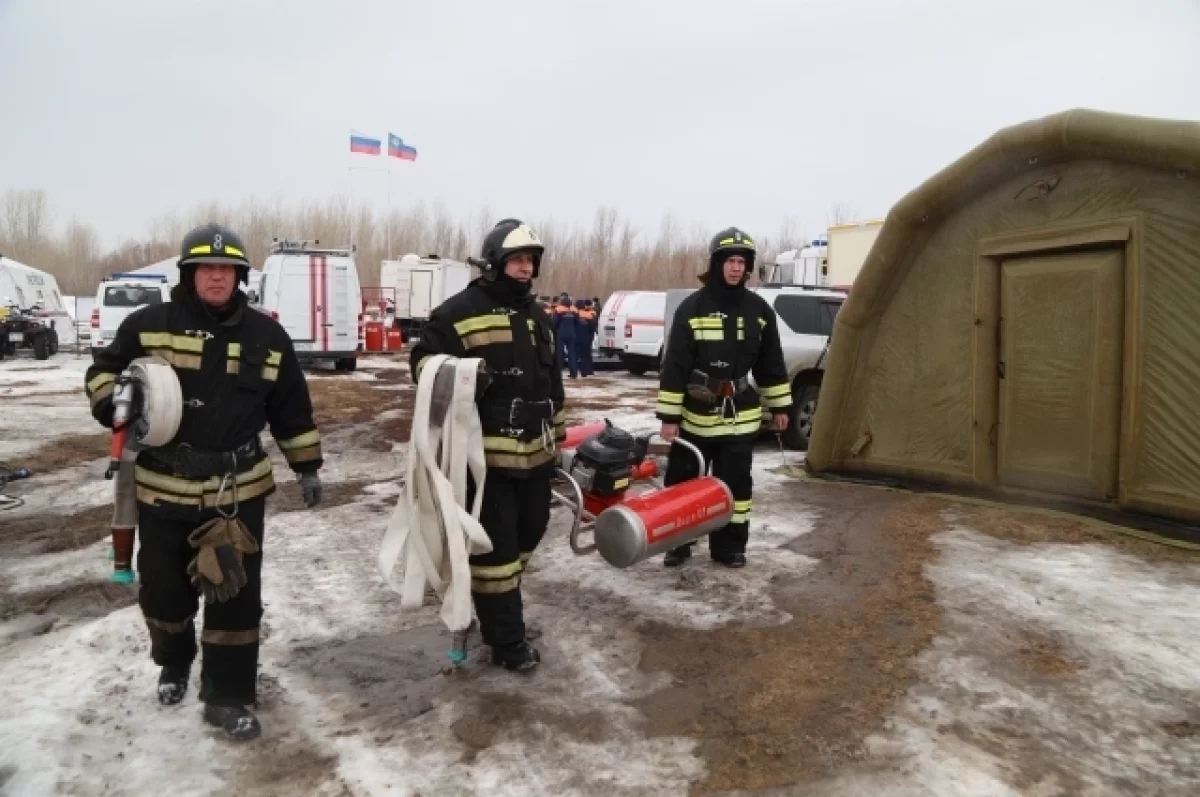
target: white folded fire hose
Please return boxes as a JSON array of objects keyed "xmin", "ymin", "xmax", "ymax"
[
  {"xmin": 108, "ymin": 356, "xmax": 183, "ymax": 583},
  {"xmin": 378, "ymin": 355, "xmax": 493, "ymax": 641}
]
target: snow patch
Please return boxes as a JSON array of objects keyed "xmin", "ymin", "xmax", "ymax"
[
  {"xmin": 0, "ymin": 357, "xmax": 89, "ymax": 398},
  {"xmin": 2, "ymin": 460, "xmax": 113, "ymax": 516},
  {"xmin": 354, "ymin": 357, "xmax": 408, "ymax": 373},
  {"xmin": 816, "ymin": 527, "xmax": 1200, "ymax": 795},
  {"xmin": 0, "ymin": 399, "xmax": 98, "ymax": 460},
  {"xmin": 0, "ymin": 538, "xmax": 112, "ymax": 594},
  {"xmin": 0, "ymin": 608, "xmax": 228, "ymax": 797}
]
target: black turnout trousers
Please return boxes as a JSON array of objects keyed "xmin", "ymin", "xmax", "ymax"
[
  {"xmin": 663, "ymin": 433, "xmax": 754, "ymax": 557},
  {"xmin": 136, "ymin": 496, "xmax": 266, "ymax": 707},
  {"xmin": 467, "ymin": 471, "xmax": 552, "ymax": 648}
]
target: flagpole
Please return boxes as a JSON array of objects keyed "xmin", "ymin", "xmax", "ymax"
[{"xmin": 347, "ymin": 165, "xmax": 354, "ymax": 252}]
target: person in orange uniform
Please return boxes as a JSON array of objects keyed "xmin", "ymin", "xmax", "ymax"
[
  {"xmin": 574, "ymin": 299, "xmax": 597, "ymax": 377},
  {"xmin": 554, "ymin": 297, "xmax": 579, "ymax": 377}
]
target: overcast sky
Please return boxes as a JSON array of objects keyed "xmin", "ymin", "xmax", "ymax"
[{"xmin": 1, "ymin": 0, "xmax": 1197, "ymax": 249}]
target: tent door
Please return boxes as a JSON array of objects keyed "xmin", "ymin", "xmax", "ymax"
[{"xmin": 997, "ymin": 249, "xmax": 1124, "ymax": 501}]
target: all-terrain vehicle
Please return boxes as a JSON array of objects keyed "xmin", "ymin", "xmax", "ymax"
[{"xmin": 0, "ymin": 301, "xmax": 57, "ymax": 360}]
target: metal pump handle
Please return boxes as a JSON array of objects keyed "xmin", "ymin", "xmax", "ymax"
[{"xmin": 554, "ymin": 432, "xmax": 707, "ymax": 556}]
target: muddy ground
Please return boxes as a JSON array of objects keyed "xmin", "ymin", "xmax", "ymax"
[{"xmin": 3, "ymin": 356, "xmax": 1200, "ymax": 796}]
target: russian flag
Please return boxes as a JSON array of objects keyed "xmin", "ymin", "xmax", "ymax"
[
  {"xmin": 350, "ymin": 131, "xmax": 381, "ymax": 155},
  {"xmin": 388, "ymin": 133, "xmax": 418, "ymax": 161}
]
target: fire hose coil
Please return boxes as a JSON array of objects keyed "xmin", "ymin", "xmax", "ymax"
[
  {"xmin": 377, "ymin": 355, "xmax": 493, "ymax": 632},
  {"xmin": 126, "ymin": 356, "xmax": 184, "ymax": 447},
  {"xmin": 110, "ymin": 356, "xmax": 185, "ymax": 556}
]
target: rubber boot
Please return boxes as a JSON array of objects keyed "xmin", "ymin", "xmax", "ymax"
[
  {"xmin": 491, "ymin": 640, "xmax": 541, "ymax": 672},
  {"xmin": 664, "ymin": 545, "xmax": 693, "ymax": 568},
  {"xmin": 203, "ymin": 704, "xmax": 262, "ymax": 741},
  {"xmin": 712, "ymin": 552, "xmax": 747, "ymax": 568},
  {"xmin": 157, "ymin": 665, "xmax": 190, "ymax": 706}
]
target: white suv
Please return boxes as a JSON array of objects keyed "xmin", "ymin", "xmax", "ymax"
[
  {"xmin": 755, "ymin": 286, "xmax": 844, "ymax": 450},
  {"xmin": 91, "ymin": 275, "xmax": 171, "ymax": 355}
]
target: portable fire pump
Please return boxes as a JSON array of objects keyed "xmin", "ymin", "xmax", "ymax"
[{"xmin": 553, "ymin": 421, "xmax": 734, "ymax": 568}]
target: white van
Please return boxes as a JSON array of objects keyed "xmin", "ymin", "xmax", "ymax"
[
  {"xmin": 257, "ymin": 240, "xmax": 362, "ymax": 370},
  {"xmin": 597, "ymin": 290, "xmax": 665, "ymax": 376},
  {"xmin": 91, "ymin": 274, "xmax": 171, "ymax": 355}
]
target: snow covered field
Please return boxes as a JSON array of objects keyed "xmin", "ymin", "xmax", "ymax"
[
  {"xmin": 0, "ymin": 356, "xmax": 95, "ymax": 459},
  {"xmin": 3, "ymin": 356, "xmax": 1200, "ymax": 796}
]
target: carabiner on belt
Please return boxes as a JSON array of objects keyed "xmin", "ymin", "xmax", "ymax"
[
  {"xmin": 213, "ymin": 451, "xmax": 240, "ymax": 520},
  {"xmin": 719, "ymin": 395, "xmax": 737, "ymax": 423}
]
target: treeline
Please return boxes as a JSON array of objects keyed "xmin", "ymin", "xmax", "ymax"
[{"xmin": 0, "ymin": 189, "xmax": 831, "ymax": 299}]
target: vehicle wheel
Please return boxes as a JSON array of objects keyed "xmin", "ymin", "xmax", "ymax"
[
  {"xmin": 48, "ymin": 329, "xmax": 59, "ymax": 355},
  {"xmin": 627, "ymin": 364, "xmax": 648, "ymax": 376},
  {"xmin": 782, "ymin": 384, "xmax": 819, "ymax": 451},
  {"xmin": 336, "ymin": 358, "xmax": 357, "ymax": 373},
  {"xmin": 32, "ymin": 332, "xmax": 50, "ymax": 360}
]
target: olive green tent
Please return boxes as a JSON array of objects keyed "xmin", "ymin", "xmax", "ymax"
[{"xmin": 807, "ymin": 109, "xmax": 1200, "ymax": 523}]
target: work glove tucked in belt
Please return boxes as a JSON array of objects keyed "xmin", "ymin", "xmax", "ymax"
[
  {"xmin": 298, "ymin": 471, "xmax": 323, "ymax": 509},
  {"xmin": 187, "ymin": 518, "xmax": 260, "ymax": 603}
]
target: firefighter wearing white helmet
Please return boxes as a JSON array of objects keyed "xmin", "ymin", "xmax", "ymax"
[
  {"xmin": 655, "ymin": 227, "xmax": 792, "ymax": 568},
  {"xmin": 83, "ymin": 223, "xmax": 323, "ymax": 741},
  {"xmin": 409, "ymin": 218, "xmax": 565, "ymax": 672}
]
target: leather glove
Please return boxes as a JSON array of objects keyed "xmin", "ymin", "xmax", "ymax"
[
  {"xmin": 298, "ymin": 471, "xmax": 323, "ymax": 509},
  {"xmin": 186, "ymin": 517, "xmax": 260, "ymax": 603}
]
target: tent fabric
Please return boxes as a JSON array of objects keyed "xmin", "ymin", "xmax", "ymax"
[{"xmin": 807, "ymin": 109, "xmax": 1200, "ymax": 522}]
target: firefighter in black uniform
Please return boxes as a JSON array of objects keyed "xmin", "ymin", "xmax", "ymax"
[
  {"xmin": 84, "ymin": 223, "xmax": 323, "ymax": 740},
  {"xmin": 656, "ymin": 227, "xmax": 792, "ymax": 568},
  {"xmin": 409, "ymin": 218, "xmax": 564, "ymax": 672}
]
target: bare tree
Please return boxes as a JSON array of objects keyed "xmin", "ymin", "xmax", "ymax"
[
  {"xmin": 58, "ymin": 218, "xmax": 103, "ymax": 293},
  {"xmin": 0, "ymin": 189, "xmax": 51, "ymax": 263},
  {"xmin": 5, "ymin": 189, "xmax": 852, "ymax": 305},
  {"xmin": 775, "ymin": 215, "xmax": 806, "ymax": 252},
  {"xmin": 1, "ymin": 191, "xmax": 22, "ymax": 248},
  {"xmin": 827, "ymin": 201, "xmax": 859, "ymax": 226}
]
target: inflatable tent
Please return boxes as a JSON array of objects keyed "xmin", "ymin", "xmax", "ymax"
[{"xmin": 807, "ymin": 109, "xmax": 1200, "ymax": 523}]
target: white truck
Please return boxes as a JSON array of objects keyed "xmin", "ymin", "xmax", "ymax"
[
  {"xmin": 763, "ymin": 219, "xmax": 883, "ymax": 290},
  {"xmin": 257, "ymin": 240, "xmax": 362, "ymax": 371},
  {"xmin": 378, "ymin": 254, "xmax": 475, "ymax": 341}
]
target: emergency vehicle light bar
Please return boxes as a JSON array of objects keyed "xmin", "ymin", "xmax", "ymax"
[
  {"xmin": 108, "ymin": 273, "xmax": 169, "ymax": 281},
  {"xmin": 269, "ymin": 238, "xmax": 356, "ymax": 256}
]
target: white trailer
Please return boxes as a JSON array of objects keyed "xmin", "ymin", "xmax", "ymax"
[
  {"xmin": 825, "ymin": 219, "xmax": 884, "ymax": 290},
  {"xmin": 378, "ymin": 254, "xmax": 475, "ymax": 339},
  {"xmin": 764, "ymin": 237, "xmax": 827, "ymax": 287}
]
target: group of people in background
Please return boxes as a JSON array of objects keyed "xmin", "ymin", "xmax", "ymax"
[{"xmin": 547, "ymin": 293, "xmax": 599, "ymax": 378}]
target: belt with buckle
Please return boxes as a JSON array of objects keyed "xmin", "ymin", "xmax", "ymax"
[
  {"xmin": 145, "ymin": 438, "xmax": 264, "ymax": 480},
  {"xmin": 687, "ymin": 370, "xmax": 756, "ymax": 421},
  {"xmin": 686, "ymin": 370, "xmax": 753, "ymax": 403},
  {"xmin": 481, "ymin": 396, "xmax": 557, "ymax": 426}
]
